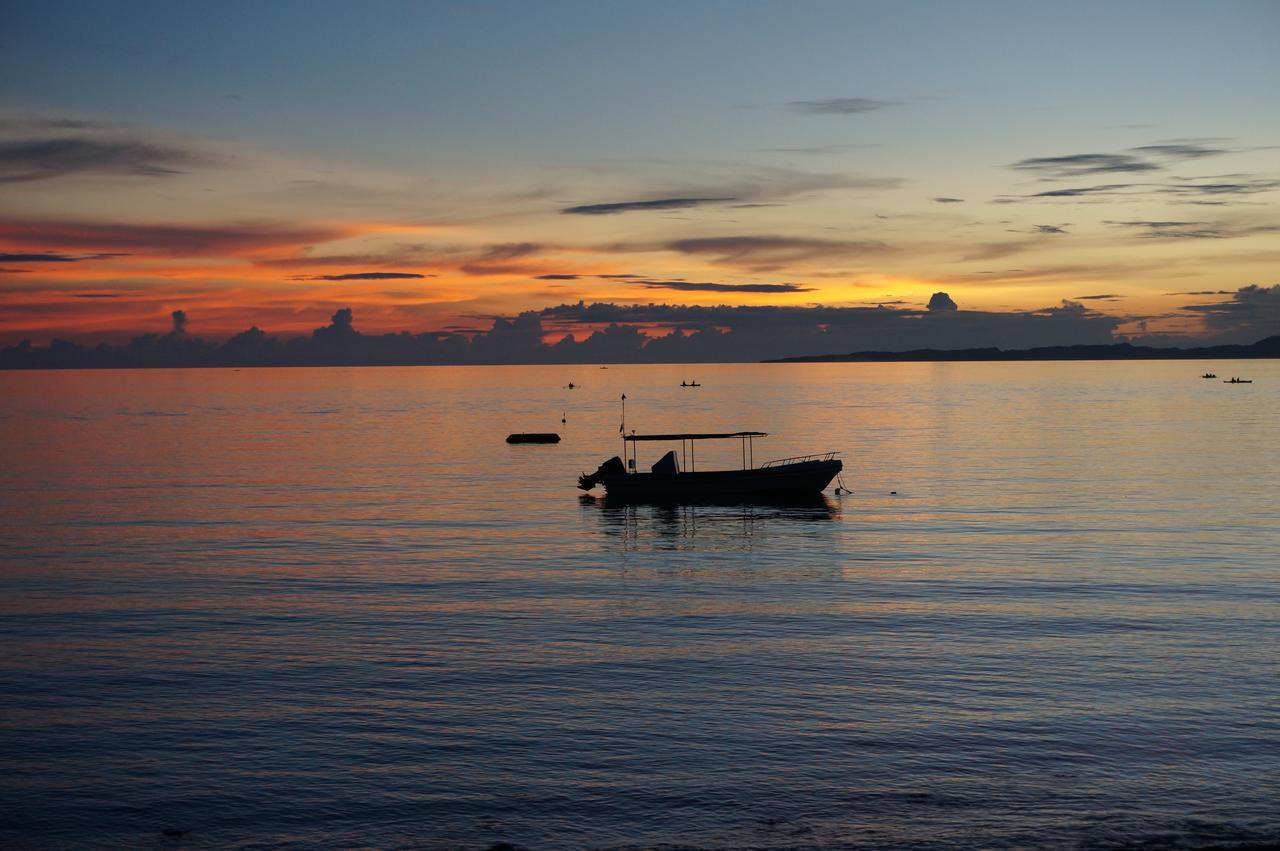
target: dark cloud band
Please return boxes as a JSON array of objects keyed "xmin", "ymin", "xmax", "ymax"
[
  {"xmin": 0, "ymin": 137, "xmax": 215, "ymax": 183},
  {"xmin": 562, "ymin": 197, "xmax": 736, "ymax": 215},
  {"xmin": 290, "ymin": 272, "xmax": 429, "ymax": 281},
  {"xmin": 637, "ymin": 280, "xmax": 814, "ymax": 293}
]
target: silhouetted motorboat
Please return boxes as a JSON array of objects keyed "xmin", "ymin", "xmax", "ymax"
[
  {"xmin": 680, "ymin": 381, "xmax": 702, "ymax": 387},
  {"xmin": 1224, "ymin": 377, "xmax": 1252, "ymax": 383},
  {"xmin": 1202, "ymin": 373, "xmax": 1217, "ymax": 378},
  {"xmin": 578, "ymin": 430, "xmax": 841, "ymax": 501}
]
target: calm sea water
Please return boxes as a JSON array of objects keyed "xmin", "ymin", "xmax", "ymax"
[{"xmin": 1, "ymin": 362, "xmax": 1278, "ymax": 850}]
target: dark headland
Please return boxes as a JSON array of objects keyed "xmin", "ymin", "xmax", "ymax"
[{"xmin": 768, "ymin": 335, "xmax": 1280, "ymax": 363}]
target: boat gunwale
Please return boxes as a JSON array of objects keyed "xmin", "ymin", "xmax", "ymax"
[{"xmin": 623, "ymin": 431, "xmax": 768, "ymax": 442}]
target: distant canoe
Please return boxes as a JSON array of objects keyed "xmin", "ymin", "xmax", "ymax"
[{"xmin": 507, "ymin": 433, "xmax": 561, "ymax": 444}]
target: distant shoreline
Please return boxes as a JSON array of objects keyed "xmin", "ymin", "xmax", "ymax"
[
  {"xmin": 2, "ymin": 335, "xmax": 1278, "ymax": 370},
  {"xmin": 768, "ymin": 336, "xmax": 1280, "ymax": 363}
]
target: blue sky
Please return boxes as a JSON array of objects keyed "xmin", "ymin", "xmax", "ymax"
[{"xmin": 8, "ymin": 1, "xmax": 1276, "ymax": 158}]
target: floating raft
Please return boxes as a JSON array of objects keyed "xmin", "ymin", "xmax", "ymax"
[{"xmin": 506, "ymin": 432, "xmax": 561, "ymax": 444}]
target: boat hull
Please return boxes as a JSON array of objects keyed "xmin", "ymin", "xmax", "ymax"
[{"xmin": 597, "ymin": 458, "xmax": 841, "ymax": 503}]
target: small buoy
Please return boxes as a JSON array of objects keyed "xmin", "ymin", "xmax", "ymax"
[{"xmin": 561, "ymin": 411, "xmax": 566, "ymax": 424}]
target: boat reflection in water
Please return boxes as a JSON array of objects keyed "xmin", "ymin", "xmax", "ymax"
[{"xmin": 580, "ymin": 492, "xmax": 839, "ymax": 552}]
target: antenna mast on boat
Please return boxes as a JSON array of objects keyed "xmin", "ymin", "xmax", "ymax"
[{"xmin": 619, "ymin": 394, "xmax": 628, "ymax": 468}]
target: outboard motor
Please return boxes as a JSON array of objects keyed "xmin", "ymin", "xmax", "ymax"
[{"xmin": 578, "ymin": 455, "xmax": 625, "ymax": 490}]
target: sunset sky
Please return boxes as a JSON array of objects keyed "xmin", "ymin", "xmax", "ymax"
[{"xmin": 2, "ymin": 0, "xmax": 1278, "ymax": 351}]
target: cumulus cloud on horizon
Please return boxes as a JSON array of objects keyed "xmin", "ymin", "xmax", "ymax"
[
  {"xmin": 17, "ymin": 286, "xmax": 1278, "ymax": 364},
  {"xmin": 1179, "ymin": 283, "xmax": 1280, "ymax": 343},
  {"xmin": 927, "ymin": 292, "xmax": 957, "ymax": 311}
]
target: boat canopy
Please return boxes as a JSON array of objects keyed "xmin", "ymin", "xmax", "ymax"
[{"xmin": 624, "ymin": 431, "xmax": 767, "ymax": 442}]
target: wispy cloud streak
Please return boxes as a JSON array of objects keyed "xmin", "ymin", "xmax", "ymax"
[
  {"xmin": 787, "ymin": 97, "xmax": 899, "ymax": 115},
  {"xmin": 563, "ymin": 197, "xmax": 736, "ymax": 215},
  {"xmin": 0, "ymin": 137, "xmax": 215, "ymax": 183}
]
